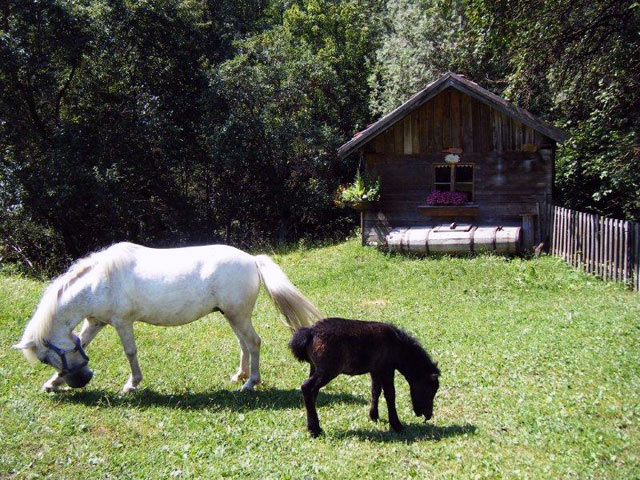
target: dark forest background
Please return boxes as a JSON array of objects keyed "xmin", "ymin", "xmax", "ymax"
[{"xmin": 1, "ymin": 0, "xmax": 638, "ymax": 275}]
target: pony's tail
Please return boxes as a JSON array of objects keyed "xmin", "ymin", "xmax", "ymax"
[
  {"xmin": 289, "ymin": 327, "xmax": 313, "ymax": 362},
  {"xmin": 254, "ymin": 255, "xmax": 323, "ymax": 331}
]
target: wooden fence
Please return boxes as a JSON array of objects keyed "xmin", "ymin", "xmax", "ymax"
[{"xmin": 541, "ymin": 204, "xmax": 640, "ymax": 291}]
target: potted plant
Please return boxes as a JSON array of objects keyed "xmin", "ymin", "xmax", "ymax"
[{"xmin": 335, "ymin": 170, "xmax": 380, "ymax": 211}]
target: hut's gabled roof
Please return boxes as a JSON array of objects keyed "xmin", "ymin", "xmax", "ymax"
[{"xmin": 338, "ymin": 72, "xmax": 568, "ymax": 159}]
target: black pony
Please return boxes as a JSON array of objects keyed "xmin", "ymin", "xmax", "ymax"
[{"xmin": 289, "ymin": 317, "xmax": 440, "ymax": 437}]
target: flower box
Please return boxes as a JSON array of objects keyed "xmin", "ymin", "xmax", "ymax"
[
  {"xmin": 417, "ymin": 205, "xmax": 479, "ymax": 217},
  {"xmin": 351, "ymin": 200, "xmax": 380, "ymax": 211}
]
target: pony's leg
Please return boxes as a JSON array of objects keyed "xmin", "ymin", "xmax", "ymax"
[
  {"xmin": 113, "ymin": 321, "xmax": 143, "ymax": 393},
  {"xmin": 237, "ymin": 321, "xmax": 262, "ymax": 392},
  {"xmin": 381, "ymin": 371, "xmax": 403, "ymax": 432},
  {"xmin": 224, "ymin": 310, "xmax": 261, "ymax": 392},
  {"xmin": 42, "ymin": 372, "xmax": 66, "ymax": 392},
  {"xmin": 42, "ymin": 319, "xmax": 106, "ymax": 392},
  {"xmin": 226, "ymin": 323, "xmax": 250, "ymax": 383},
  {"xmin": 369, "ymin": 374, "xmax": 382, "ymax": 421},
  {"xmin": 301, "ymin": 371, "xmax": 335, "ymax": 437}
]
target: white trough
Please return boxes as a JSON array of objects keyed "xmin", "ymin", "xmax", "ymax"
[{"xmin": 386, "ymin": 224, "xmax": 522, "ymax": 254}]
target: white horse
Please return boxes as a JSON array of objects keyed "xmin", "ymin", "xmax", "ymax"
[{"xmin": 13, "ymin": 242, "xmax": 323, "ymax": 392}]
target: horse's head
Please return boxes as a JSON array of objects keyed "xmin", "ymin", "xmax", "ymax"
[
  {"xmin": 13, "ymin": 335, "xmax": 93, "ymax": 388},
  {"xmin": 409, "ymin": 361, "xmax": 440, "ymax": 420}
]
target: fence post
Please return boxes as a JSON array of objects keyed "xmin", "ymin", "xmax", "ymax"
[
  {"xmin": 563, "ymin": 208, "xmax": 568, "ymax": 261},
  {"xmin": 579, "ymin": 212, "xmax": 585, "ymax": 270},
  {"xmin": 623, "ymin": 221, "xmax": 630, "ymax": 284},
  {"xmin": 633, "ymin": 223, "xmax": 640, "ymax": 292}
]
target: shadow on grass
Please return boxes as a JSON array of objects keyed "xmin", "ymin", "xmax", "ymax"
[
  {"xmin": 333, "ymin": 422, "xmax": 477, "ymax": 442},
  {"xmin": 56, "ymin": 387, "xmax": 366, "ymax": 412}
]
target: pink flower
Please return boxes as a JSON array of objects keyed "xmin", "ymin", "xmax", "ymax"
[{"xmin": 426, "ymin": 191, "xmax": 469, "ymax": 206}]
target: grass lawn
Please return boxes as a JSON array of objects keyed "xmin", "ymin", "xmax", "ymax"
[{"xmin": 1, "ymin": 238, "xmax": 639, "ymax": 478}]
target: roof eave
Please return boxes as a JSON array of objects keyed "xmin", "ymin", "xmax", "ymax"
[{"xmin": 338, "ymin": 73, "xmax": 568, "ymax": 158}]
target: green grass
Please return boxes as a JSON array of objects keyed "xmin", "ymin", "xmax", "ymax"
[{"xmin": 1, "ymin": 238, "xmax": 639, "ymax": 479}]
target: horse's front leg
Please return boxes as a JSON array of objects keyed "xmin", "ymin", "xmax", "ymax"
[
  {"xmin": 227, "ymin": 323, "xmax": 250, "ymax": 383},
  {"xmin": 381, "ymin": 370, "xmax": 403, "ymax": 432},
  {"xmin": 113, "ymin": 320, "xmax": 143, "ymax": 393},
  {"xmin": 42, "ymin": 319, "xmax": 106, "ymax": 392}
]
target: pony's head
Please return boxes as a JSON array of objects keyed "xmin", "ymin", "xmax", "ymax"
[
  {"xmin": 13, "ymin": 334, "xmax": 93, "ymax": 388},
  {"xmin": 408, "ymin": 361, "xmax": 440, "ymax": 420},
  {"xmin": 13, "ymin": 265, "xmax": 96, "ymax": 389}
]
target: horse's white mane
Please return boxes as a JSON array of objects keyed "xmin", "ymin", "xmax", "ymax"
[{"xmin": 21, "ymin": 242, "xmax": 138, "ymax": 347}]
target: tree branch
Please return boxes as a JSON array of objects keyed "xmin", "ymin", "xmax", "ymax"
[{"xmin": 55, "ymin": 62, "xmax": 78, "ymax": 125}]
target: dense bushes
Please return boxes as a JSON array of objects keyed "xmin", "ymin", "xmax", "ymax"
[
  {"xmin": 1, "ymin": 0, "xmax": 638, "ymax": 275},
  {"xmin": 0, "ymin": 0, "xmax": 377, "ymax": 273}
]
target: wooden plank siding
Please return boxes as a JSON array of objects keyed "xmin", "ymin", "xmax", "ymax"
[
  {"xmin": 361, "ymin": 87, "xmax": 555, "ymax": 247},
  {"xmin": 363, "ymin": 151, "xmax": 551, "ymax": 243},
  {"xmin": 363, "ymin": 88, "xmax": 553, "ymax": 156}
]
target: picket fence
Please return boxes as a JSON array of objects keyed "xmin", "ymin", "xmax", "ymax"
[{"xmin": 540, "ymin": 204, "xmax": 640, "ymax": 291}]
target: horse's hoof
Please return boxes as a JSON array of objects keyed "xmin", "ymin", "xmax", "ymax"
[
  {"xmin": 309, "ymin": 428, "xmax": 323, "ymax": 438},
  {"xmin": 42, "ymin": 383, "xmax": 61, "ymax": 393},
  {"xmin": 240, "ymin": 382, "xmax": 255, "ymax": 392},
  {"xmin": 390, "ymin": 423, "xmax": 404, "ymax": 433},
  {"xmin": 121, "ymin": 385, "xmax": 138, "ymax": 394},
  {"xmin": 369, "ymin": 410, "xmax": 379, "ymax": 421},
  {"xmin": 231, "ymin": 372, "xmax": 248, "ymax": 383}
]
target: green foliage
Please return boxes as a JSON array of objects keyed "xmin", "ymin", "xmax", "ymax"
[
  {"xmin": 369, "ymin": 0, "xmax": 468, "ymax": 114},
  {"xmin": 463, "ymin": 0, "xmax": 640, "ymax": 220},
  {"xmin": 373, "ymin": 0, "xmax": 639, "ymax": 221},
  {"xmin": 1, "ymin": 0, "xmax": 638, "ymax": 275},
  {"xmin": 1, "ymin": 239, "xmax": 639, "ymax": 477},
  {"xmin": 335, "ymin": 169, "xmax": 380, "ymax": 207},
  {"xmin": 0, "ymin": 0, "xmax": 380, "ymax": 272},
  {"xmin": 202, "ymin": 0, "xmax": 380, "ymax": 243}
]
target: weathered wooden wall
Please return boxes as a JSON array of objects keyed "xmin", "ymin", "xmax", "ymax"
[{"xmin": 362, "ymin": 87, "xmax": 555, "ymax": 245}]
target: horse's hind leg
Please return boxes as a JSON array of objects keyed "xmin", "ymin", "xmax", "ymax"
[
  {"xmin": 113, "ymin": 320, "xmax": 143, "ymax": 393},
  {"xmin": 301, "ymin": 371, "xmax": 335, "ymax": 437},
  {"xmin": 369, "ymin": 374, "xmax": 382, "ymax": 421},
  {"xmin": 225, "ymin": 311, "xmax": 261, "ymax": 392},
  {"xmin": 42, "ymin": 318, "xmax": 106, "ymax": 392},
  {"xmin": 226, "ymin": 323, "xmax": 250, "ymax": 383}
]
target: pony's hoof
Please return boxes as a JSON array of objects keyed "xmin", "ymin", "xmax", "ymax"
[
  {"xmin": 42, "ymin": 383, "xmax": 62, "ymax": 393},
  {"xmin": 231, "ymin": 372, "xmax": 248, "ymax": 383},
  {"xmin": 121, "ymin": 385, "xmax": 138, "ymax": 394},
  {"xmin": 369, "ymin": 410, "xmax": 379, "ymax": 421},
  {"xmin": 309, "ymin": 428, "xmax": 323, "ymax": 438},
  {"xmin": 390, "ymin": 423, "xmax": 404, "ymax": 433},
  {"xmin": 240, "ymin": 381, "xmax": 256, "ymax": 392}
]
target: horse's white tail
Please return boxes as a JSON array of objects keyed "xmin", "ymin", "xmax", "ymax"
[{"xmin": 255, "ymin": 255, "xmax": 323, "ymax": 331}]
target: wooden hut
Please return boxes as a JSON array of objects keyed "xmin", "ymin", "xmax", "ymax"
[{"xmin": 338, "ymin": 72, "xmax": 568, "ymax": 253}]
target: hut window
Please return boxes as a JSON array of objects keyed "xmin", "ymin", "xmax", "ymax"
[{"xmin": 433, "ymin": 164, "xmax": 474, "ymax": 200}]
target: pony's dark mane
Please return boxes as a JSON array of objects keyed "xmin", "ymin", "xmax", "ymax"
[{"xmin": 390, "ymin": 324, "xmax": 440, "ymax": 376}]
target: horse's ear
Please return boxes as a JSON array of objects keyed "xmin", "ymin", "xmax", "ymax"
[
  {"xmin": 12, "ymin": 339, "xmax": 35, "ymax": 350},
  {"xmin": 434, "ymin": 361, "xmax": 438, "ymax": 368}
]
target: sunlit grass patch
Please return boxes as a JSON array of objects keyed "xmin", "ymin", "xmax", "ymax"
[{"xmin": 1, "ymin": 238, "xmax": 639, "ymax": 478}]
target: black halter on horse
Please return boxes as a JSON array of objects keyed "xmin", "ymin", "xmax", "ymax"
[{"xmin": 44, "ymin": 337, "xmax": 89, "ymax": 376}]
